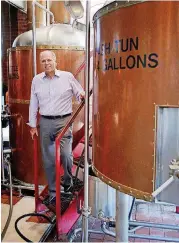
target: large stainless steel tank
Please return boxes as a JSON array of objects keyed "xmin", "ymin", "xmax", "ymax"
[
  {"xmin": 8, "ymin": 24, "xmax": 85, "ymax": 184},
  {"xmin": 93, "ymin": 1, "xmax": 179, "ymax": 201}
]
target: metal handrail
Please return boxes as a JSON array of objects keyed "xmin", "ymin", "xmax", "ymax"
[{"xmin": 55, "ymin": 88, "xmax": 92, "ymax": 235}]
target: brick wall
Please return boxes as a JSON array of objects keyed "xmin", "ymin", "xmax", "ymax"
[
  {"xmin": 1, "ymin": 0, "xmax": 28, "ymax": 88},
  {"xmin": 18, "ymin": 10, "xmax": 28, "ymax": 35}
]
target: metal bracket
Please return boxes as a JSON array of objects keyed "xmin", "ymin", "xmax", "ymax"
[
  {"xmin": 169, "ymin": 159, "xmax": 179, "ymax": 177},
  {"xmin": 81, "ymin": 206, "xmax": 91, "ymax": 217}
]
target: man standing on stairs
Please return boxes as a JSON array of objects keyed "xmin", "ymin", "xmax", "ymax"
[{"xmin": 28, "ymin": 50, "xmax": 85, "ymax": 203}]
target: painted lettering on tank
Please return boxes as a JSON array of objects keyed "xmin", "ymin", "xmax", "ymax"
[{"xmin": 95, "ymin": 37, "xmax": 159, "ymax": 71}]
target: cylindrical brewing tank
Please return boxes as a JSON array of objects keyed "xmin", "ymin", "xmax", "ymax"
[
  {"xmin": 8, "ymin": 24, "xmax": 85, "ymax": 184},
  {"xmin": 93, "ymin": 1, "xmax": 179, "ymax": 201}
]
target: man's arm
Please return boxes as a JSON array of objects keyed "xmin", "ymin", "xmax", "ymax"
[
  {"xmin": 29, "ymin": 79, "xmax": 39, "ymax": 139},
  {"xmin": 69, "ymin": 73, "xmax": 85, "ymax": 101}
]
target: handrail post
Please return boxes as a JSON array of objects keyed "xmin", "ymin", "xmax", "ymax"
[
  {"xmin": 55, "ymin": 139, "xmax": 61, "ymax": 236},
  {"xmin": 34, "ymin": 137, "xmax": 39, "ymax": 212}
]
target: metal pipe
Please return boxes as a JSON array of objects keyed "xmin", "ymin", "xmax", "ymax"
[
  {"xmin": 116, "ymin": 191, "xmax": 129, "ymax": 242},
  {"xmin": 32, "ymin": 0, "xmax": 55, "ymax": 76},
  {"xmin": 1, "ymin": 126, "xmax": 5, "ymax": 183},
  {"xmin": 81, "ymin": 0, "xmax": 90, "ymax": 242},
  {"xmin": 32, "ymin": 1, "xmax": 37, "ymax": 76},
  {"xmin": 101, "ymin": 222, "xmax": 179, "ymax": 242},
  {"xmin": 46, "ymin": 0, "xmax": 50, "ymax": 26},
  {"xmin": 103, "ymin": 218, "xmax": 179, "ymax": 231},
  {"xmin": 2, "ymin": 183, "xmax": 35, "ymax": 190},
  {"xmin": 129, "ymin": 220, "xmax": 179, "ymax": 230},
  {"xmin": 1, "ymin": 161, "xmax": 13, "ymax": 240},
  {"xmin": 70, "ymin": 228, "xmax": 103, "ymax": 242},
  {"xmin": 33, "ymin": 1, "xmax": 54, "ymax": 23},
  {"xmin": 129, "ymin": 233, "xmax": 179, "ymax": 242},
  {"xmin": 128, "ymin": 226, "xmax": 143, "ymax": 233},
  {"xmin": 128, "ymin": 197, "xmax": 135, "ymax": 220},
  {"xmin": 152, "ymin": 176, "xmax": 174, "ymax": 197}
]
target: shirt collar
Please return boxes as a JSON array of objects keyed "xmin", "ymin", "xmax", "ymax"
[{"xmin": 42, "ymin": 69, "xmax": 61, "ymax": 79}]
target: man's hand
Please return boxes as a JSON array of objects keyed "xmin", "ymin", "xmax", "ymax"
[
  {"xmin": 30, "ymin": 127, "xmax": 38, "ymax": 140},
  {"xmin": 80, "ymin": 91, "xmax": 85, "ymax": 100}
]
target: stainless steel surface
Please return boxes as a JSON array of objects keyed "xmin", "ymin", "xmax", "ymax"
[
  {"xmin": 88, "ymin": 175, "xmax": 133, "ymax": 218},
  {"xmin": 116, "ymin": 191, "xmax": 129, "ymax": 242},
  {"xmin": 82, "ymin": 1, "xmax": 90, "ymax": 242},
  {"xmin": 46, "ymin": 0, "xmax": 50, "ymax": 25},
  {"xmin": 155, "ymin": 107, "xmax": 179, "ymax": 204},
  {"xmin": 65, "ymin": 1, "xmax": 84, "ymax": 19},
  {"xmin": 89, "ymin": 176, "xmax": 116, "ymax": 218},
  {"xmin": 89, "ymin": 175, "xmax": 116, "ymax": 217},
  {"xmin": 13, "ymin": 24, "xmax": 85, "ymax": 47}
]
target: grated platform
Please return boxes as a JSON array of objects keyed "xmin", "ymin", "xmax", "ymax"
[{"xmin": 41, "ymin": 176, "xmax": 83, "ymax": 215}]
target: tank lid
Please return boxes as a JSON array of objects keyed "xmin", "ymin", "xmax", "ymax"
[
  {"xmin": 93, "ymin": 0, "xmax": 144, "ymax": 23},
  {"xmin": 13, "ymin": 23, "xmax": 85, "ymax": 48}
]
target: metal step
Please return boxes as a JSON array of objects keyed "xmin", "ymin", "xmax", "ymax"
[{"xmin": 41, "ymin": 176, "xmax": 83, "ymax": 215}]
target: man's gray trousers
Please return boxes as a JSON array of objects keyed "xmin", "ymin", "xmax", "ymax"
[{"xmin": 39, "ymin": 116, "xmax": 73, "ymax": 197}]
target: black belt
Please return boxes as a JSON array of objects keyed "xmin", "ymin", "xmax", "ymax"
[{"xmin": 41, "ymin": 113, "xmax": 72, "ymax": 119}]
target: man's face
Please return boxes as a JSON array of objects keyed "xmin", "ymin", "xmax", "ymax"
[{"xmin": 40, "ymin": 52, "xmax": 56, "ymax": 73}]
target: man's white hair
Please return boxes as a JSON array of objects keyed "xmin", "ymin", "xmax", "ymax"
[{"xmin": 40, "ymin": 50, "xmax": 56, "ymax": 61}]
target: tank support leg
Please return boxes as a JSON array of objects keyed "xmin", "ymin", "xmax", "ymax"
[{"xmin": 116, "ymin": 191, "xmax": 129, "ymax": 242}]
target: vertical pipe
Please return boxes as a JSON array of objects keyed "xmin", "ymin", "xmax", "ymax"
[
  {"xmin": 1, "ymin": 161, "xmax": 13, "ymax": 240},
  {"xmin": 81, "ymin": 1, "xmax": 90, "ymax": 242},
  {"xmin": 116, "ymin": 191, "xmax": 129, "ymax": 242},
  {"xmin": 1, "ymin": 127, "xmax": 5, "ymax": 183},
  {"xmin": 46, "ymin": 0, "xmax": 50, "ymax": 25},
  {"xmin": 32, "ymin": 1, "xmax": 37, "ymax": 76}
]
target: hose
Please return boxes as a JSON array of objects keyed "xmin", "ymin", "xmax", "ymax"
[
  {"xmin": 15, "ymin": 213, "xmax": 55, "ymax": 242},
  {"xmin": 1, "ymin": 161, "xmax": 13, "ymax": 240}
]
